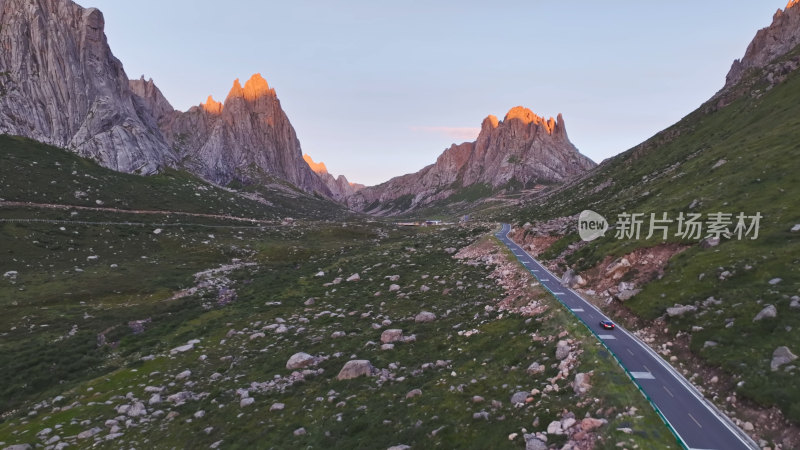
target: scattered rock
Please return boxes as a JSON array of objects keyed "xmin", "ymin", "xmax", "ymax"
[
  {"xmin": 389, "ymin": 284, "xmax": 400, "ymax": 292},
  {"xmin": 510, "ymin": 391, "xmax": 529, "ymax": 404},
  {"xmin": 293, "ymin": 427, "xmax": 306, "ymax": 436},
  {"xmin": 547, "ymin": 420, "xmax": 563, "ymax": 435},
  {"xmin": 405, "ymin": 389, "xmax": 422, "ymax": 399},
  {"xmin": 555, "ymin": 340, "xmax": 570, "ymax": 360},
  {"xmin": 77, "ymin": 427, "xmax": 102, "ymax": 439},
  {"xmin": 346, "ymin": 273, "xmax": 360, "ymax": 282},
  {"xmin": 666, "ymin": 304, "xmax": 697, "ymax": 317},
  {"xmin": 414, "ymin": 311, "xmax": 436, "ymax": 323},
  {"xmin": 768, "ymin": 277, "xmax": 782, "ymax": 285},
  {"xmin": 473, "ymin": 411, "xmax": 489, "ymax": 420},
  {"xmin": 240, "ymin": 397, "xmax": 255, "ymax": 407},
  {"xmin": 753, "ymin": 304, "xmax": 777, "ymax": 321},
  {"xmin": 791, "ymin": 224, "xmax": 800, "ymax": 232},
  {"xmin": 524, "ymin": 434, "xmax": 548, "ymax": 450},
  {"xmin": 175, "ymin": 370, "xmax": 191, "ymax": 380},
  {"xmin": 711, "ymin": 159, "xmax": 727, "ymax": 169},
  {"xmin": 580, "ymin": 417, "xmax": 606, "ymax": 431},
  {"xmin": 337, "ymin": 360, "xmax": 375, "ymax": 380},
  {"xmin": 270, "ymin": 403, "xmax": 285, "ymax": 412},
  {"xmin": 526, "ymin": 362, "xmax": 545, "ymax": 375},
  {"xmin": 771, "ymin": 346, "xmax": 798, "ymax": 371},
  {"xmin": 573, "ymin": 372, "xmax": 592, "ymax": 395},
  {"xmin": 700, "ymin": 237, "xmax": 720, "ymax": 248},
  {"xmin": 286, "ymin": 352, "xmax": 317, "ymax": 370},
  {"xmin": 381, "ymin": 329, "xmax": 404, "ymax": 344}
]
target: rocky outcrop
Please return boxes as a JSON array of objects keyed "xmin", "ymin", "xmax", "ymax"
[
  {"xmin": 0, "ymin": 0, "xmax": 334, "ymax": 196},
  {"xmin": 724, "ymin": 1, "xmax": 800, "ymax": 90},
  {"xmin": 0, "ymin": 0, "xmax": 174, "ymax": 174},
  {"xmin": 302, "ymin": 154, "xmax": 364, "ymax": 201},
  {"xmin": 348, "ymin": 106, "xmax": 595, "ymax": 214},
  {"xmin": 138, "ymin": 73, "xmax": 332, "ymax": 194}
]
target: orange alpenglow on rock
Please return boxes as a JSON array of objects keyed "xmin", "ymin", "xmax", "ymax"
[
  {"xmin": 504, "ymin": 106, "xmax": 556, "ymax": 134},
  {"xmin": 303, "ymin": 153, "xmax": 329, "ymax": 174},
  {"xmin": 788, "ymin": 0, "xmax": 800, "ymax": 10},
  {"xmin": 243, "ymin": 73, "xmax": 275, "ymax": 101},
  {"xmin": 201, "ymin": 95, "xmax": 223, "ymax": 114}
]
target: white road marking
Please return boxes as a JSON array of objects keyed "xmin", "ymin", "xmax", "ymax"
[
  {"xmin": 627, "ymin": 348, "xmax": 635, "ymax": 356},
  {"xmin": 570, "ymin": 307, "xmax": 583, "ymax": 311},
  {"xmin": 598, "ymin": 334, "xmax": 616, "ymax": 339},
  {"xmin": 630, "ymin": 371, "xmax": 655, "ymax": 379},
  {"xmin": 663, "ymin": 385, "xmax": 674, "ymax": 398},
  {"xmin": 688, "ymin": 413, "xmax": 703, "ymax": 428},
  {"xmin": 554, "ymin": 292, "xmax": 566, "ymax": 295}
]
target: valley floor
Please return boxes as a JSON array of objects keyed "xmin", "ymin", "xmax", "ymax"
[{"xmin": 0, "ymin": 207, "xmax": 676, "ymax": 449}]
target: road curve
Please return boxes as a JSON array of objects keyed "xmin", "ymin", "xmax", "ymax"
[{"xmin": 496, "ymin": 224, "xmax": 757, "ymax": 450}]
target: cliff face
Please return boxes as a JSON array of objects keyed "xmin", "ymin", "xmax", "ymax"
[
  {"xmin": 0, "ymin": 0, "xmax": 333, "ymax": 195},
  {"xmin": 144, "ymin": 74, "xmax": 331, "ymax": 194},
  {"xmin": 348, "ymin": 107, "xmax": 596, "ymax": 214},
  {"xmin": 302, "ymin": 154, "xmax": 364, "ymax": 202},
  {"xmin": 0, "ymin": 0, "xmax": 174, "ymax": 174},
  {"xmin": 724, "ymin": 1, "xmax": 800, "ymax": 90}
]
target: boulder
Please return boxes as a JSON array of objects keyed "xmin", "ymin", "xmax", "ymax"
[
  {"xmin": 771, "ymin": 346, "xmax": 798, "ymax": 371},
  {"xmin": 286, "ymin": 352, "xmax": 316, "ymax": 370},
  {"xmin": 753, "ymin": 304, "xmax": 777, "ymax": 321},
  {"xmin": 700, "ymin": 237, "xmax": 720, "ymax": 248},
  {"xmin": 573, "ymin": 372, "xmax": 592, "ymax": 395},
  {"xmin": 616, "ymin": 289, "xmax": 641, "ymax": 301},
  {"xmin": 405, "ymin": 389, "xmax": 422, "ymax": 399},
  {"xmin": 580, "ymin": 417, "xmax": 606, "ymax": 432},
  {"xmin": 381, "ymin": 329, "xmax": 404, "ymax": 344},
  {"xmin": 605, "ymin": 258, "xmax": 631, "ymax": 279},
  {"xmin": 547, "ymin": 420, "xmax": 564, "ymax": 435},
  {"xmin": 346, "ymin": 273, "xmax": 360, "ymax": 282},
  {"xmin": 337, "ymin": 360, "xmax": 375, "ymax": 380},
  {"xmin": 666, "ymin": 304, "xmax": 697, "ymax": 317},
  {"xmin": 414, "ymin": 311, "xmax": 436, "ymax": 323},
  {"xmin": 524, "ymin": 435, "xmax": 548, "ymax": 450},
  {"xmin": 510, "ymin": 391, "xmax": 529, "ymax": 404},
  {"xmin": 526, "ymin": 362, "xmax": 545, "ymax": 375},
  {"xmin": 555, "ymin": 340, "xmax": 571, "ymax": 360}
]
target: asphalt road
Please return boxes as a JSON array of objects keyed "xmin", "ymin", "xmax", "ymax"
[{"xmin": 496, "ymin": 224, "xmax": 757, "ymax": 450}]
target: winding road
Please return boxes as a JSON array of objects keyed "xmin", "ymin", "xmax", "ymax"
[{"xmin": 497, "ymin": 223, "xmax": 757, "ymax": 450}]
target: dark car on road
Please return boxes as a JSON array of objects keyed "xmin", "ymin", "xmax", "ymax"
[{"xmin": 599, "ymin": 320, "xmax": 615, "ymax": 330}]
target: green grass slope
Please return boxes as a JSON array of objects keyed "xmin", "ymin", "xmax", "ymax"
[
  {"xmin": 500, "ymin": 56, "xmax": 800, "ymax": 422},
  {"xmin": 0, "ymin": 135, "xmax": 350, "ymax": 221}
]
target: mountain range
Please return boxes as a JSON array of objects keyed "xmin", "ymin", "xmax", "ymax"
[{"xmin": 0, "ymin": 0, "xmax": 594, "ymax": 209}]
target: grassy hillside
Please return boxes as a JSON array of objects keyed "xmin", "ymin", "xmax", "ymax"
[
  {"xmin": 500, "ymin": 54, "xmax": 800, "ymax": 424},
  {"xmin": 0, "ymin": 135, "xmax": 676, "ymax": 448},
  {"xmin": 0, "ymin": 135, "xmax": 350, "ymax": 221}
]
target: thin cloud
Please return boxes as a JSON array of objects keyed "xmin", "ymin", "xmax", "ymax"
[{"xmin": 412, "ymin": 126, "xmax": 481, "ymax": 142}]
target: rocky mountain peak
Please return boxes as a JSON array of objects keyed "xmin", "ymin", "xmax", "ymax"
[
  {"xmin": 348, "ymin": 107, "xmax": 595, "ymax": 215},
  {"xmin": 226, "ymin": 78, "xmax": 245, "ymax": 100},
  {"xmin": 303, "ymin": 154, "xmax": 329, "ymax": 174},
  {"xmin": 481, "ymin": 115, "xmax": 500, "ymax": 131},
  {"xmin": 0, "ymin": 0, "xmax": 175, "ymax": 174},
  {"xmin": 201, "ymin": 95, "xmax": 223, "ymax": 114},
  {"xmin": 302, "ymin": 154, "xmax": 363, "ymax": 201},
  {"xmin": 503, "ymin": 106, "xmax": 556, "ymax": 133},
  {"xmin": 242, "ymin": 73, "xmax": 275, "ymax": 101},
  {"xmin": 723, "ymin": 1, "xmax": 800, "ymax": 90}
]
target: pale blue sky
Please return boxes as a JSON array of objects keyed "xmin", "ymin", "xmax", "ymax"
[{"xmin": 87, "ymin": 1, "xmax": 784, "ymax": 186}]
